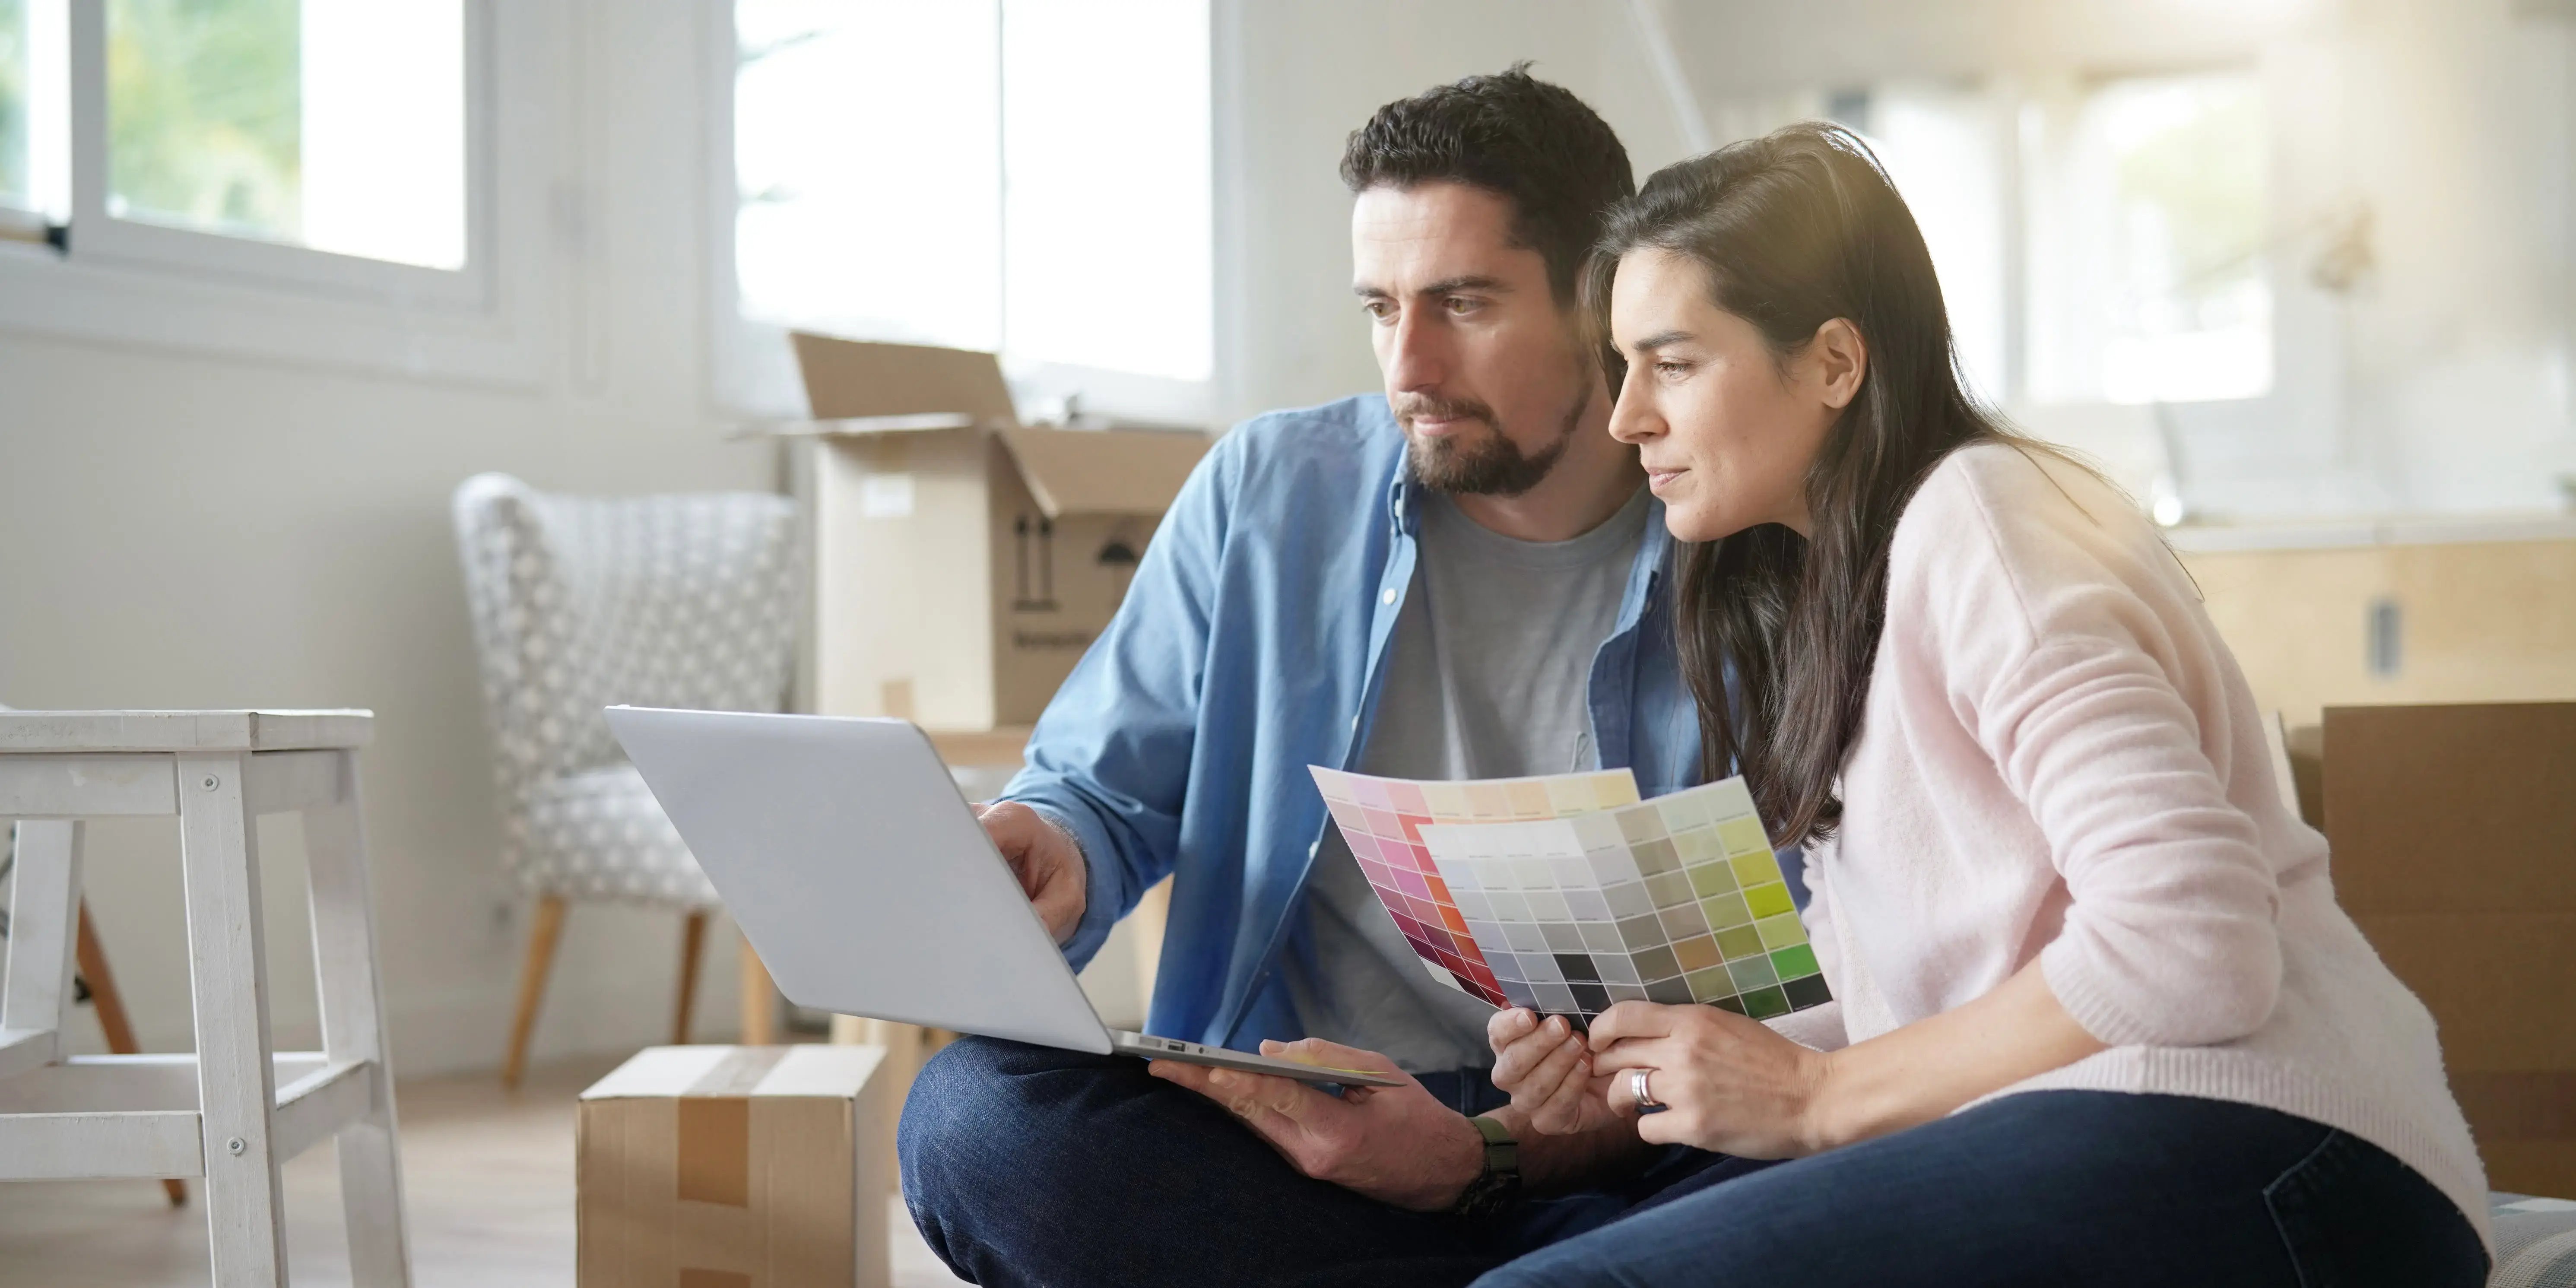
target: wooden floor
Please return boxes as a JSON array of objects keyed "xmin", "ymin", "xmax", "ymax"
[{"xmin": 0, "ymin": 1056, "xmax": 967, "ymax": 1288}]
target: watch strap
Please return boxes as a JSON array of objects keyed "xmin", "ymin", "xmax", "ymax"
[
  {"xmin": 1451, "ymin": 1114, "xmax": 1522, "ymax": 1218},
  {"xmin": 1469, "ymin": 1113, "xmax": 1518, "ymax": 1172}
]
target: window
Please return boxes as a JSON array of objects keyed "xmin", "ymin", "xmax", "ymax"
[
  {"xmin": 1857, "ymin": 83, "xmax": 2011, "ymax": 405},
  {"xmin": 3, "ymin": 0, "xmax": 469, "ymax": 280},
  {"xmin": 999, "ymin": 0, "xmax": 1210, "ymax": 384},
  {"xmin": 105, "ymin": 0, "xmax": 305, "ymax": 246},
  {"xmin": 1713, "ymin": 69, "xmax": 2273, "ymax": 411},
  {"xmin": 1697, "ymin": 85, "xmax": 2015, "ymax": 405},
  {"xmin": 1, "ymin": 0, "xmax": 24, "ymax": 210},
  {"xmin": 728, "ymin": 0, "xmax": 1212, "ymax": 418},
  {"xmin": 733, "ymin": 0, "xmax": 1000, "ymax": 352},
  {"xmin": 0, "ymin": 0, "xmax": 63, "ymax": 225},
  {"xmin": 2029, "ymin": 71, "xmax": 2272, "ymax": 405},
  {"xmin": 0, "ymin": 0, "xmax": 546, "ymax": 384}
]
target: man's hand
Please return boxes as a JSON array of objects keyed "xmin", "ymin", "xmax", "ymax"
[
  {"xmin": 975, "ymin": 802, "xmax": 1086, "ymax": 944},
  {"xmin": 1149, "ymin": 1038, "xmax": 1484, "ymax": 1212},
  {"xmin": 1488, "ymin": 1008, "xmax": 1627, "ymax": 1136}
]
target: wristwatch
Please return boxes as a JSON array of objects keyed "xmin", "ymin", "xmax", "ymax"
[{"xmin": 1450, "ymin": 1114, "xmax": 1522, "ymax": 1218}]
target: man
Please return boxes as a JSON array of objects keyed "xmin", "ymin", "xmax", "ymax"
[{"xmin": 900, "ymin": 68, "xmax": 1751, "ymax": 1287}]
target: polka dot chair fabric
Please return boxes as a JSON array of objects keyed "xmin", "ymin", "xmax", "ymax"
[{"xmin": 452, "ymin": 473, "xmax": 802, "ymax": 908}]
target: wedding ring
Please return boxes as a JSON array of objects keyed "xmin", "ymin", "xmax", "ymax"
[{"xmin": 1630, "ymin": 1067, "xmax": 1666, "ymax": 1113}]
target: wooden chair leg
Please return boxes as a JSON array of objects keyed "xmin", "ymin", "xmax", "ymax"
[
  {"xmin": 739, "ymin": 938, "xmax": 776, "ymax": 1046},
  {"xmin": 501, "ymin": 895, "xmax": 566, "ymax": 1090},
  {"xmin": 75, "ymin": 900, "xmax": 188, "ymax": 1208},
  {"xmin": 672, "ymin": 910, "xmax": 707, "ymax": 1045}
]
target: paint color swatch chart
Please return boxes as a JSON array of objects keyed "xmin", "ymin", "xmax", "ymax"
[{"xmin": 1309, "ymin": 766, "xmax": 1832, "ymax": 1023}]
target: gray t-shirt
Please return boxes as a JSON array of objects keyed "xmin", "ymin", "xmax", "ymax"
[{"xmin": 1285, "ymin": 485, "xmax": 1651, "ymax": 1072}]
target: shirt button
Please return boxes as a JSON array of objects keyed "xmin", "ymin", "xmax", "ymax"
[{"xmin": 1380, "ymin": 587, "xmax": 1396, "ymax": 606}]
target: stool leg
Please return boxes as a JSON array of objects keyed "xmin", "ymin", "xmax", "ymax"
[
  {"xmin": 175, "ymin": 753, "xmax": 288, "ymax": 1286},
  {"xmin": 303, "ymin": 760, "xmax": 413, "ymax": 1287},
  {"xmin": 76, "ymin": 899, "xmax": 189, "ymax": 1207},
  {"xmin": 1, "ymin": 821, "xmax": 80, "ymax": 1064}
]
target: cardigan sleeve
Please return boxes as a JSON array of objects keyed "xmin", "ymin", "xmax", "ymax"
[{"xmin": 1926, "ymin": 456, "xmax": 2286, "ymax": 1048}]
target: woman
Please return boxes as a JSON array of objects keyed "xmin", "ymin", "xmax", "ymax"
[{"xmin": 1477, "ymin": 124, "xmax": 2490, "ymax": 1287}]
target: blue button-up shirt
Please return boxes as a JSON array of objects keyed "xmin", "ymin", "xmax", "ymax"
[{"xmin": 1002, "ymin": 394, "xmax": 1706, "ymax": 1052}]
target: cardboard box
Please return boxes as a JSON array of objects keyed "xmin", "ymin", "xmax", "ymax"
[
  {"xmin": 578, "ymin": 1044, "xmax": 894, "ymax": 1288},
  {"xmin": 778, "ymin": 332, "xmax": 1212, "ymax": 731},
  {"xmin": 2323, "ymin": 701, "xmax": 2576, "ymax": 1196}
]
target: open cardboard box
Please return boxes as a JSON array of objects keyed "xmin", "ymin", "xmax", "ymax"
[
  {"xmin": 2314, "ymin": 701, "xmax": 2576, "ymax": 1196},
  {"xmin": 769, "ymin": 332, "xmax": 1212, "ymax": 733}
]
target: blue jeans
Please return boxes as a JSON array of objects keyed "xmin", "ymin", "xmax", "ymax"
[{"xmin": 899, "ymin": 1037, "xmax": 2486, "ymax": 1288}]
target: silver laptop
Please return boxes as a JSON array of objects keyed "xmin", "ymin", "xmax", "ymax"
[{"xmin": 604, "ymin": 706, "xmax": 1399, "ymax": 1088}]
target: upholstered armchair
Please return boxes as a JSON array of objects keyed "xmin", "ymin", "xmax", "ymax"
[{"xmin": 451, "ymin": 473, "xmax": 801, "ymax": 1086}]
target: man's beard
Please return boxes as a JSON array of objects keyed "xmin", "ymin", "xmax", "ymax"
[{"xmin": 1398, "ymin": 383, "xmax": 1589, "ymax": 498}]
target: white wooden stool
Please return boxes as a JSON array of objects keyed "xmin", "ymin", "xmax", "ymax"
[{"xmin": 0, "ymin": 710, "xmax": 411, "ymax": 1286}]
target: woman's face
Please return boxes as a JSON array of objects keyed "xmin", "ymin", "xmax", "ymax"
[{"xmin": 1604, "ymin": 249, "xmax": 1865, "ymax": 543}]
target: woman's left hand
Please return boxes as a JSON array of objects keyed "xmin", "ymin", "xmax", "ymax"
[{"xmin": 1588, "ymin": 1000, "xmax": 1836, "ymax": 1158}]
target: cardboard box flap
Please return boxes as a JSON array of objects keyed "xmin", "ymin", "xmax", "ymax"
[
  {"xmin": 755, "ymin": 1044, "xmax": 888, "ymax": 1097},
  {"xmin": 791, "ymin": 331, "xmax": 1018, "ymax": 424},
  {"xmin": 754, "ymin": 413, "xmax": 984, "ymax": 439},
  {"xmin": 579, "ymin": 1044, "xmax": 885, "ymax": 1101},
  {"xmin": 998, "ymin": 425, "xmax": 1210, "ymax": 519},
  {"xmin": 581, "ymin": 1045, "xmax": 736, "ymax": 1100}
]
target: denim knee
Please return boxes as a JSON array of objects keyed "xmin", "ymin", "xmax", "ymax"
[
  {"xmin": 1469, "ymin": 1243, "xmax": 1606, "ymax": 1288},
  {"xmin": 897, "ymin": 1036, "xmax": 1090, "ymax": 1221}
]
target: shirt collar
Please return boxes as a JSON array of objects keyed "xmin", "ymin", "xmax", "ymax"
[{"xmin": 1384, "ymin": 452, "xmax": 1425, "ymax": 537}]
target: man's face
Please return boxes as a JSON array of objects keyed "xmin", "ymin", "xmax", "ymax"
[{"xmin": 1352, "ymin": 182, "xmax": 1592, "ymax": 497}]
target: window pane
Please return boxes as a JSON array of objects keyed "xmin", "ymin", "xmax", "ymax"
[
  {"xmin": 106, "ymin": 0, "xmax": 302, "ymax": 241},
  {"xmin": 735, "ymin": 0, "xmax": 1001, "ymax": 351},
  {"xmin": 2085, "ymin": 73, "xmax": 2271, "ymax": 404},
  {"xmin": 104, "ymin": 0, "xmax": 464, "ymax": 269},
  {"xmin": 1865, "ymin": 85, "xmax": 2009, "ymax": 406},
  {"xmin": 1001, "ymin": 0, "xmax": 1210, "ymax": 381},
  {"xmin": 300, "ymin": 0, "xmax": 464, "ymax": 268},
  {"xmin": 0, "ymin": 0, "xmax": 25, "ymax": 207}
]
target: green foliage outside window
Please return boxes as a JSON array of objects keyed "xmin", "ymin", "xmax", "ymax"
[
  {"xmin": 106, "ymin": 0, "xmax": 300, "ymax": 241},
  {"xmin": 0, "ymin": 0, "xmax": 27, "ymax": 205}
]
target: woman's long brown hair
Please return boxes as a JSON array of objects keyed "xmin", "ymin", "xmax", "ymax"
[{"xmin": 1583, "ymin": 123, "xmax": 2011, "ymax": 847}]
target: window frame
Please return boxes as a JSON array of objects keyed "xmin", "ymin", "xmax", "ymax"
[
  {"xmin": 703, "ymin": 0, "xmax": 1219, "ymax": 426},
  {"xmin": 0, "ymin": 0, "xmax": 553, "ymax": 388}
]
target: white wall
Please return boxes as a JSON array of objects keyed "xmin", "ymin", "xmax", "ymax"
[
  {"xmin": 0, "ymin": 0, "xmax": 774, "ymax": 1077},
  {"xmin": 1215, "ymin": 0, "xmax": 1697, "ymax": 423}
]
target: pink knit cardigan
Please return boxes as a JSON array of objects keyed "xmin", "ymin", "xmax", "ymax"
[{"xmin": 1774, "ymin": 441, "xmax": 2490, "ymax": 1253}]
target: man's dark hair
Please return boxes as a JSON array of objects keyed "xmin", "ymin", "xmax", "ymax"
[{"xmin": 1340, "ymin": 63, "xmax": 1634, "ymax": 307}]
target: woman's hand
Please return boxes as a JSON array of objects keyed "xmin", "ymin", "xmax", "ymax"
[
  {"xmin": 1587, "ymin": 1000, "xmax": 1834, "ymax": 1158},
  {"xmin": 1487, "ymin": 1008, "xmax": 1628, "ymax": 1137}
]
